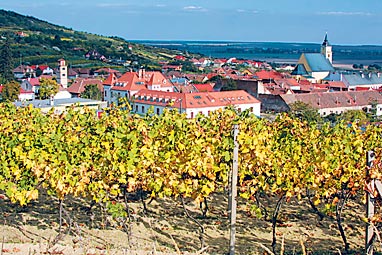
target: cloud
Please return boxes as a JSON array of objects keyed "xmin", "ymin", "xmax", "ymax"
[
  {"xmin": 236, "ymin": 9, "xmax": 259, "ymax": 14},
  {"xmin": 317, "ymin": 11, "xmax": 372, "ymax": 16},
  {"xmin": 183, "ymin": 6, "xmax": 207, "ymax": 12},
  {"xmin": 156, "ymin": 4, "xmax": 166, "ymax": 8}
]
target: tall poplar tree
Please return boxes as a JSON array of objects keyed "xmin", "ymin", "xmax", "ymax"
[{"xmin": 0, "ymin": 36, "xmax": 14, "ymax": 82}]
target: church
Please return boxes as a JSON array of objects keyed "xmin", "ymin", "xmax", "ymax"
[{"xmin": 291, "ymin": 33, "xmax": 335, "ymax": 83}]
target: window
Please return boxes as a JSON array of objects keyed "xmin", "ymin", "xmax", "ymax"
[
  {"xmin": 250, "ymin": 107, "xmax": 253, "ymax": 112},
  {"xmin": 104, "ymin": 90, "xmax": 107, "ymax": 97},
  {"xmin": 238, "ymin": 108, "xmax": 242, "ymax": 113},
  {"xmin": 136, "ymin": 105, "xmax": 138, "ymax": 112},
  {"xmin": 62, "ymin": 74, "xmax": 66, "ymax": 76},
  {"xmin": 190, "ymin": 112, "xmax": 194, "ymax": 118},
  {"xmin": 156, "ymin": 108, "xmax": 160, "ymax": 115},
  {"xmin": 142, "ymin": 106, "xmax": 145, "ymax": 113}
]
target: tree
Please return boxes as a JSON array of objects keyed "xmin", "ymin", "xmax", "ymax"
[
  {"xmin": 39, "ymin": 78, "xmax": 59, "ymax": 99},
  {"xmin": 2, "ymin": 80, "xmax": 20, "ymax": 101},
  {"xmin": 81, "ymin": 84, "xmax": 102, "ymax": 100},
  {"xmin": 289, "ymin": 101, "xmax": 322, "ymax": 124},
  {"xmin": 221, "ymin": 78, "xmax": 238, "ymax": 91},
  {"xmin": 338, "ymin": 110, "xmax": 369, "ymax": 124},
  {"xmin": 0, "ymin": 36, "xmax": 14, "ymax": 82}
]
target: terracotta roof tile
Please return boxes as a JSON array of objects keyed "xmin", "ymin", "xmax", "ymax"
[{"xmin": 133, "ymin": 89, "xmax": 260, "ymax": 109}]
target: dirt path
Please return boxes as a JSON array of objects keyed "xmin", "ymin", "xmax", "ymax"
[{"xmin": 0, "ymin": 192, "xmax": 368, "ymax": 254}]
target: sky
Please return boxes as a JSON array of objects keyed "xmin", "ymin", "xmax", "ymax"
[{"xmin": 2, "ymin": 0, "xmax": 382, "ymax": 45}]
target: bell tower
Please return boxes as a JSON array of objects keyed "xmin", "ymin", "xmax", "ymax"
[
  {"xmin": 321, "ymin": 32, "xmax": 332, "ymax": 64},
  {"xmin": 57, "ymin": 58, "xmax": 68, "ymax": 88}
]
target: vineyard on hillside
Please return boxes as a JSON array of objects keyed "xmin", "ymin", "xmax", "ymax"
[{"xmin": 0, "ymin": 103, "xmax": 382, "ymax": 254}]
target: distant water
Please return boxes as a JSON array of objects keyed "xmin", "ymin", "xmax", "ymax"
[{"xmin": 133, "ymin": 40, "xmax": 382, "ymax": 65}]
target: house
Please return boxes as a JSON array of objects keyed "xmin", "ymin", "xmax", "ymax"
[
  {"xmin": 68, "ymin": 78, "xmax": 104, "ymax": 98},
  {"xmin": 132, "ymin": 89, "xmax": 261, "ymax": 118},
  {"xmin": 194, "ymin": 83, "xmax": 214, "ymax": 92},
  {"xmin": 253, "ymin": 70, "xmax": 283, "ymax": 82},
  {"xmin": 67, "ymin": 68, "xmax": 79, "ymax": 80},
  {"xmin": 31, "ymin": 65, "xmax": 54, "ymax": 76},
  {"xmin": 261, "ymin": 90, "xmax": 382, "ymax": 116},
  {"xmin": 54, "ymin": 86, "xmax": 73, "ymax": 100},
  {"xmin": 19, "ymin": 88, "xmax": 35, "ymax": 101},
  {"xmin": 103, "ymin": 70, "xmax": 174, "ymax": 105},
  {"xmin": 85, "ymin": 50, "xmax": 107, "ymax": 61},
  {"xmin": 13, "ymin": 65, "xmax": 35, "ymax": 79},
  {"xmin": 174, "ymin": 55, "xmax": 186, "ymax": 61},
  {"xmin": 173, "ymin": 83, "xmax": 198, "ymax": 93},
  {"xmin": 162, "ymin": 65, "xmax": 182, "ymax": 72},
  {"xmin": 93, "ymin": 68, "xmax": 121, "ymax": 77},
  {"xmin": 72, "ymin": 68, "xmax": 92, "ymax": 78},
  {"xmin": 342, "ymin": 72, "xmax": 382, "ymax": 90},
  {"xmin": 20, "ymin": 77, "xmax": 40, "ymax": 95}
]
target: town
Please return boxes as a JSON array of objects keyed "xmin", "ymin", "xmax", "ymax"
[
  {"xmin": 1, "ymin": 33, "xmax": 382, "ymax": 121},
  {"xmin": 2, "ymin": 5, "xmax": 382, "ymax": 255}
]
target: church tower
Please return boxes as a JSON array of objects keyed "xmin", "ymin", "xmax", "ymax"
[
  {"xmin": 57, "ymin": 58, "xmax": 68, "ymax": 88},
  {"xmin": 321, "ymin": 33, "xmax": 332, "ymax": 64}
]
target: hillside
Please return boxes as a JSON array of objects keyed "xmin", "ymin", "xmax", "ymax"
[{"xmin": 0, "ymin": 9, "xmax": 192, "ymax": 70}]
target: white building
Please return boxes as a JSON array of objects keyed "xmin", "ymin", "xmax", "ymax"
[
  {"xmin": 132, "ymin": 90, "xmax": 261, "ymax": 118},
  {"xmin": 103, "ymin": 70, "xmax": 174, "ymax": 105}
]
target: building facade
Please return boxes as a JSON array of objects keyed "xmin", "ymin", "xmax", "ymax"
[{"xmin": 131, "ymin": 89, "xmax": 261, "ymax": 118}]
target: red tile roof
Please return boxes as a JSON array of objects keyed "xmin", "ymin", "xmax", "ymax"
[
  {"xmin": 327, "ymin": 81, "xmax": 347, "ymax": 89},
  {"xmin": 281, "ymin": 90, "xmax": 382, "ymax": 109},
  {"xmin": 194, "ymin": 83, "xmax": 214, "ymax": 92},
  {"xmin": 355, "ymin": 87, "xmax": 372, "ymax": 91},
  {"xmin": 109, "ymin": 71, "xmax": 172, "ymax": 92},
  {"xmin": 68, "ymin": 78, "xmax": 103, "ymax": 94},
  {"xmin": 298, "ymin": 80, "xmax": 312, "ymax": 86},
  {"xmin": 255, "ymin": 70, "xmax": 283, "ymax": 80},
  {"xmin": 31, "ymin": 65, "xmax": 49, "ymax": 71},
  {"xmin": 26, "ymin": 78, "xmax": 40, "ymax": 86},
  {"xmin": 133, "ymin": 89, "xmax": 260, "ymax": 109}
]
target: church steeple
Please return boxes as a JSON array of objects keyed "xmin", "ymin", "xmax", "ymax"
[
  {"xmin": 321, "ymin": 32, "xmax": 332, "ymax": 64},
  {"xmin": 322, "ymin": 32, "xmax": 330, "ymax": 46}
]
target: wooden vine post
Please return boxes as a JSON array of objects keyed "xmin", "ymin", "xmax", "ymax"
[
  {"xmin": 229, "ymin": 125, "xmax": 239, "ymax": 255},
  {"xmin": 366, "ymin": 150, "xmax": 376, "ymax": 255}
]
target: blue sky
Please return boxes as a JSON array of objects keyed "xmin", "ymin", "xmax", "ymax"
[{"xmin": 3, "ymin": 0, "xmax": 382, "ymax": 45}]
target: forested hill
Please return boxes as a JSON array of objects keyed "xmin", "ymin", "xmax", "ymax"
[{"xmin": 0, "ymin": 9, "xmax": 188, "ymax": 70}]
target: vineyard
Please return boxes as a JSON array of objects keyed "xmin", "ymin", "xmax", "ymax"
[{"xmin": 0, "ymin": 102, "xmax": 382, "ymax": 254}]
